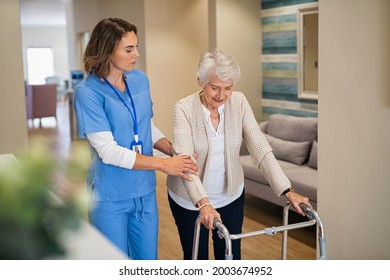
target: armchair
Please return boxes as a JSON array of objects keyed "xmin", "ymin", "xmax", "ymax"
[
  {"xmin": 45, "ymin": 76, "xmax": 68, "ymax": 102},
  {"xmin": 25, "ymin": 84, "xmax": 57, "ymax": 126}
]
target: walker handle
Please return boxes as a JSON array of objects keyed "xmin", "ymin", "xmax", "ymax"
[
  {"xmin": 213, "ymin": 217, "xmax": 222, "ymax": 229},
  {"xmin": 299, "ymin": 203, "xmax": 312, "ymax": 214},
  {"xmin": 299, "ymin": 203, "xmax": 317, "ymax": 221}
]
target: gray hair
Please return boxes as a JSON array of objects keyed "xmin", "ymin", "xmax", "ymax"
[{"xmin": 197, "ymin": 49, "xmax": 241, "ymax": 87}]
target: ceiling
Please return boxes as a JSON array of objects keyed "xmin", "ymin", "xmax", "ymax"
[{"xmin": 20, "ymin": 0, "xmax": 67, "ymax": 27}]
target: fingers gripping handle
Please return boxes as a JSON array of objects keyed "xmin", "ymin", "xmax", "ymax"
[
  {"xmin": 299, "ymin": 203, "xmax": 315, "ymax": 220},
  {"xmin": 213, "ymin": 217, "xmax": 222, "ymax": 229},
  {"xmin": 299, "ymin": 203, "xmax": 311, "ymax": 213}
]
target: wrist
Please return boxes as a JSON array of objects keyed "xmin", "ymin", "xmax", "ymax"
[
  {"xmin": 156, "ymin": 157, "xmax": 166, "ymax": 172},
  {"xmin": 162, "ymin": 138, "xmax": 173, "ymax": 157},
  {"xmin": 197, "ymin": 202, "xmax": 212, "ymax": 211},
  {"xmin": 282, "ymin": 186, "xmax": 295, "ymax": 197},
  {"xmin": 196, "ymin": 198, "xmax": 210, "ymax": 208}
]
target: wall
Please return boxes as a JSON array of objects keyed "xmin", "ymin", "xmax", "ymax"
[
  {"xmin": 0, "ymin": 0, "xmax": 28, "ymax": 155},
  {"xmin": 98, "ymin": 0, "xmax": 146, "ymax": 72},
  {"xmin": 143, "ymin": 0, "xmax": 263, "ymax": 135},
  {"xmin": 261, "ymin": 0, "xmax": 318, "ymax": 118},
  {"xmin": 62, "ymin": 1, "xmax": 143, "ymax": 85},
  {"xmin": 68, "ymin": 0, "xmax": 99, "ymax": 72},
  {"xmin": 144, "ymin": 0, "xmax": 209, "ymax": 137},
  {"xmin": 1, "ymin": 0, "xmax": 390, "ymax": 260},
  {"xmin": 66, "ymin": 0, "xmax": 146, "ymax": 83},
  {"xmin": 65, "ymin": 0, "xmax": 262, "ymax": 137},
  {"xmin": 21, "ymin": 26, "xmax": 69, "ymax": 83},
  {"xmin": 214, "ymin": 0, "xmax": 263, "ymax": 122},
  {"xmin": 319, "ymin": 0, "xmax": 390, "ymax": 259}
]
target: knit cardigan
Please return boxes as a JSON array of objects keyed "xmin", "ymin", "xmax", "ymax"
[{"xmin": 166, "ymin": 91, "xmax": 291, "ymax": 206}]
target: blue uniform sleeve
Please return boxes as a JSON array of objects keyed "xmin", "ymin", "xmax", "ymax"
[{"xmin": 74, "ymin": 83, "xmax": 111, "ymax": 138}]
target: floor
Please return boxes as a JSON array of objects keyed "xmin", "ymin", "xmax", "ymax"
[{"xmin": 27, "ymin": 101, "xmax": 317, "ymax": 260}]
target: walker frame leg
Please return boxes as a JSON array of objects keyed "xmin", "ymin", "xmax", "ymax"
[{"xmin": 192, "ymin": 203, "xmax": 326, "ymax": 260}]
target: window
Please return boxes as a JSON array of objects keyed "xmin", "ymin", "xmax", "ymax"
[{"xmin": 27, "ymin": 48, "xmax": 54, "ymax": 84}]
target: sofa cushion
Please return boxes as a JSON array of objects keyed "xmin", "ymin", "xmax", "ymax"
[
  {"xmin": 264, "ymin": 133, "xmax": 311, "ymax": 165},
  {"xmin": 259, "ymin": 120, "xmax": 268, "ymax": 133},
  {"xmin": 240, "ymin": 156, "xmax": 317, "ymax": 202},
  {"xmin": 267, "ymin": 114, "xmax": 317, "ymax": 143},
  {"xmin": 240, "ymin": 121, "xmax": 269, "ymax": 156},
  {"xmin": 282, "ymin": 162, "xmax": 317, "ymax": 202},
  {"xmin": 308, "ymin": 140, "xmax": 318, "ymax": 169},
  {"xmin": 240, "ymin": 155, "xmax": 269, "ymax": 185}
]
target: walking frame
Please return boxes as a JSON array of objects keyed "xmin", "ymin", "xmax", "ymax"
[{"xmin": 192, "ymin": 202, "xmax": 327, "ymax": 260}]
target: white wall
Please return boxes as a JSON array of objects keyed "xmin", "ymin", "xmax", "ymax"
[
  {"xmin": 318, "ymin": 0, "xmax": 390, "ymax": 259},
  {"xmin": 0, "ymin": 0, "xmax": 28, "ymax": 155},
  {"xmin": 21, "ymin": 26, "xmax": 69, "ymax": 83}
]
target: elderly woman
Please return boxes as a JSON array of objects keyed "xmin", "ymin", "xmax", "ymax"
[{"xmin": 166, "ymin": 49, "xmax": 310, "ymax": 260}]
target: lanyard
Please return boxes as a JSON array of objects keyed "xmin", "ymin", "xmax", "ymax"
[{"xmin": 103, "ymin": 75, "xmax": 139, "ymax": 142}]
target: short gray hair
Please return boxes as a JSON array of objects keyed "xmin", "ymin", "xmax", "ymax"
[{"xmin": 197, "ymin": 49, "xmax": 241, "ymax": 87}]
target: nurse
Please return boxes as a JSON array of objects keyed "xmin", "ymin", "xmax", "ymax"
[{"xmin": 74, "ymin": 17, "xmax": 198, "ymax": 260}]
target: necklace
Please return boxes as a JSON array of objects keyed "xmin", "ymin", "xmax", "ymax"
[
  {"xmin": 200, "ymin": 92, "xmax": 219, "ymax": 120},
  {"xmin": 210, "ymin": 113, "xmax": 219, "ymax": 120}
]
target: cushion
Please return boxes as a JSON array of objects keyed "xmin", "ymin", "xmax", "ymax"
[
  {"xmin": 267, "ymin": 114, "xmax": 317, "ymax": 143},
  {"xmin": 282, "ymin": 163, "xmax": 318, "ymax": 202},
  {"xmin": 264, "ymin": 133, "xmax": 311, "ymax": 165},
  {"xmin": 308, "ymin": 140, "xmax": 318, "ymax": 169},
  {"xmin": 259, "ymin": 120, "xmax": 268, "ymax": 133},
  {"xmin": 240, "ymin": 155, "xmax": 269, "ymax": 185},
  {"xmin": 240, "ymin": 142, "xmax": 249, "ymax": 155},
  {"xmin": 240, "ymin": 156, "xmax": 318, "ymax": 202}
]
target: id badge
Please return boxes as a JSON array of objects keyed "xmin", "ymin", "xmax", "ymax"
[{"xmin": 130, "ymin": 140, "xmax": 143, "ymax": 154}]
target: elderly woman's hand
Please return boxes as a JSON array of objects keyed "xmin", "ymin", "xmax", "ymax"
[
  {"xmin": 197, "ymin": 199, "xmax": 221, "ymax": 229},
  {"xmin": 285, "ymin": 191, "xmax": 312, "ymax": 216}
]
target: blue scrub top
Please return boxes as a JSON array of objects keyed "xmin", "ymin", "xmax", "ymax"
[{"xmin": 74, "ymin": 70, "xmax": 156, "ymax": 201}]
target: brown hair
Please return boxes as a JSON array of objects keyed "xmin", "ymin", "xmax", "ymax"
[{"xmin": 83, "ymin": 17, "xmax": 138, "ymax": 78}]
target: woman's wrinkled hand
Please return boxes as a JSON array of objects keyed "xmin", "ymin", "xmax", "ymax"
[
  {"xmin": 285, "ymin": 191, "xmax": 312, "ymax": 215},
  {"xmin": 199, "ymin": 204, "xmax": 221, "ymax": 229}
]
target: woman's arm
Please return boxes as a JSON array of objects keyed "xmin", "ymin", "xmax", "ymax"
[
  {"xmin": 171, "ymin": 100, "xmax": 209, "ymax": 203},
  {"xmin": 86, "ymin": 131, "xmax": 197, "ymax": 180},
  {"xmin": 151, "ymin": 120, "xmax": 174, "ymax": 157},
  {"xmin": 86, "ymin": 131, "xmax": 136, "ymax": 169},
  {"xmin": 153, "ymin": 137, "xmax": 173, "ymax": 157}
]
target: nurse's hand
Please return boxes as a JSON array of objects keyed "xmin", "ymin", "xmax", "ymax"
[{"xmin": 161, "ymin": 155, "xmax": 199, "ymax": 180}]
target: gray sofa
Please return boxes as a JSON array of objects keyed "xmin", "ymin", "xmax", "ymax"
[{"xmin": 240, "ymin": 114, "xmax": 318, "ymax": 209}]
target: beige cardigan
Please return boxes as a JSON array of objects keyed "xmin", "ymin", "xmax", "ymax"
[{"xmin": 166, "ymin": 91, "xmax": 291, "ymax": 206}]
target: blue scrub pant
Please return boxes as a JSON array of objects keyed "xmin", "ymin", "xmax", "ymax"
[
  {"xmin": 168, "ymin": 189, "xmax": 245, "ymax": 260},
  {"xmin": 89, "ymin": 189, "xmax": 158, "ymax": 260}
]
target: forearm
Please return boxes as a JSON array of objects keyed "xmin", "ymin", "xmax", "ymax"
[
  {"xmin": 153, "ymin": 137, "xmax": 173, "ymax": 157},
  {"xmin": 132, "ymin": 152, "xmax": 165, "ymax": 171},
  {"xmin": 259, "ymin": 152, "xmax": 291, "ymax": 196},
  {"xmin": 87, "ymin": 131, "xmax": 166, "ymax": 171},
  {"xmin": 87, "ymin": 132, "xmax": 136, "ymax": 169}
]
